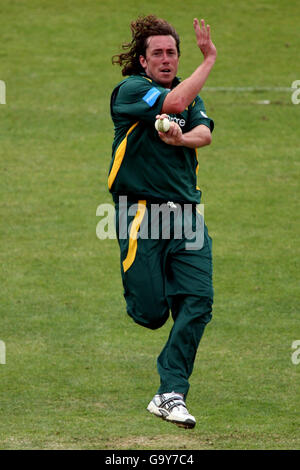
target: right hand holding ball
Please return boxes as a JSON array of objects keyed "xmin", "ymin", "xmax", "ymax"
[{"xmin": 155, "ymin": 116, "xmax": 170, "ymax": 133}]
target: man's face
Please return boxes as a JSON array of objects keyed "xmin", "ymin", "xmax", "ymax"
[{"xmin": 139, "ymin": 35, "xmax": 179, "ymax": 88}]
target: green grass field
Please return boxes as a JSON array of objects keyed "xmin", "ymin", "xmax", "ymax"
[{"xmin": 0, "ymin": 0, "xmax": 299, "ymax": 450}]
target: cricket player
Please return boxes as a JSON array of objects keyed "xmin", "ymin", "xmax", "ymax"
[{"xmin": 108, "ymin": 15, "xmax": 217, "ymax": 428}]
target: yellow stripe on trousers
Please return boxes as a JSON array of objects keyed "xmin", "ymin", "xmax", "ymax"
[
  {"xmin": 122, "ymin": 200, "xmax": 147, "ymax": 273},
  {"xmin": 108, "ymin": 121, "xmax": 139, "ymax": 190}
]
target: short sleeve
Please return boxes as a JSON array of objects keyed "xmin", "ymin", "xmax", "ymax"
[
  {"xmin": 112, "ymin": 76, "xmax": 169, "ymax": 124},
  {"xmin": 188, "ymin": 95, "xmax": 214, "ymax": 132}
]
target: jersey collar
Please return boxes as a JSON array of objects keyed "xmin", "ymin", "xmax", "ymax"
[{"xmin": 139, "ymin": 72, "xmax": 181, "ymax": 90}]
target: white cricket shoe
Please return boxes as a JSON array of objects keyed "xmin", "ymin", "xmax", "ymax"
[{"xmin": 147, "ymin": 392, "xmax": 196, "ymax": 429}]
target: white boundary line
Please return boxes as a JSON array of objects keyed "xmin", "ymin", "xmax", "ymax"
[{"xmin": 203, "ymin": 86, "xmax": 292, "ymax": 92}]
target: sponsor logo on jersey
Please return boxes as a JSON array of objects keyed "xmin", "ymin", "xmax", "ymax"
[
  {"xmin": 142, "ymin": 87, "xmax": 161, "ymax": 107},
  {"xmin": 169, "ymin": 116, "xmax": 186, "ymax": 127}
]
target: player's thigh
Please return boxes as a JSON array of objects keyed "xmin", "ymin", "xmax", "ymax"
[
  {"xmin": 167, "ymin": 224, "xmax": 213, "ymax": 300},
  {"xmin": 119, "ymin": 236, "xmax": 170, "ymax": 329}
]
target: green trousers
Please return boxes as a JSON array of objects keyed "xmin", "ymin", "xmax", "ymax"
[{"xmin": 115, "ymin": 197, "xmax": 213, "ymax": 397}]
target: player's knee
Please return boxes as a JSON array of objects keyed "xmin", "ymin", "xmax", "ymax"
[
  {"xmin": 147, "ymin": 310, "xmax": 169, "ymax": 329},
  {"xmin": 127, "ymin": 306, "xmax": 169, "ymax": 330}
]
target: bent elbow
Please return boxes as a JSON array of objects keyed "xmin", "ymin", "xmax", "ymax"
[
  {"xmin": 162, "ymin": 96, "xmax": 187, "ymax": 114},
  {"xmin": 205, "ymin": 133, "xmax": 212, "ymax": 146},
  {"xmin": 170, "ymin": 97, "xmax": 187, "ymax": 114},
  {"xmin": 198, "ymin": 131, "xmax": 212, "ymax": 147}
]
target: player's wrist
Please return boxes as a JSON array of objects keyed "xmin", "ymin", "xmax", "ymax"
[
  {"xmin": 179, "ymin": 133, "xmax": 187, "ymax": 147},
  {"xmin": 202, "ymin": 53, "xmax": 217, "ymax": 66}
]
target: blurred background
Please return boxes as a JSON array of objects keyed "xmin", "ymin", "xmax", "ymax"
[{"xmin": 0, "ymin": 0, "xmax": 299, "ymax": 449}]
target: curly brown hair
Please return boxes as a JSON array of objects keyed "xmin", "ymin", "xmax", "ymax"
[{"xmin": 112, "ymin": 15, "xmax": 180, "ymax": 76}]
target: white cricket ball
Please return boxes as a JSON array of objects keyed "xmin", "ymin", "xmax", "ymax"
[{"xmin": 155, "ymin": 117, "xmax": 170, "ymax": 133}]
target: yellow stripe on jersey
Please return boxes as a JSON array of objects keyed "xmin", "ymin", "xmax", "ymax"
[
  {"xmin": 108, "ymin": 121, "xmax": 139, "ymax": 190},
  {"xmin": 195, "ymin": 147, "xmax": 199, "ymax": 175},
  {"xmin": 195, "ymin": 148, "xmax": 199, "ymax": 170},
  {"xmin": 122, "ymin": 200, "xmax": 147, "ymax": 273},
  {"xmin": 195, "ymin": 148, "xmax": 200, "ymax": 191}
]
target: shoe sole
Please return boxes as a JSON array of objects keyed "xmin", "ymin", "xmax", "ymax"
[{"xmin": 147, "ymin": 401, "xmax": 196, "ymax": 429}]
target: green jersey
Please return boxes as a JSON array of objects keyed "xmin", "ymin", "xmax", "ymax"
[{"xmin": 108, "ymin": 73, "xmax": 214, "ymax": 204}]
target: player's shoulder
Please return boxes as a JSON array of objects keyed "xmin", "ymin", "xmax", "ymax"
[
  {"xmin": 111, "ymin": 74, "xmax": 156, "ymax": 111},
  {"xmin": 114, "ymin": 74, "xmax": 153, "ymax": 94}
]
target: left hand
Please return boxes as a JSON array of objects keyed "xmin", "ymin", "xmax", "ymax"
[
  {"xmin": 193, "ymin": 18, "xmax": 217, "ymax": 62},
  {"xmin": 155, "ymin": 114, "xmax": 183, "ymax": 146}
]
